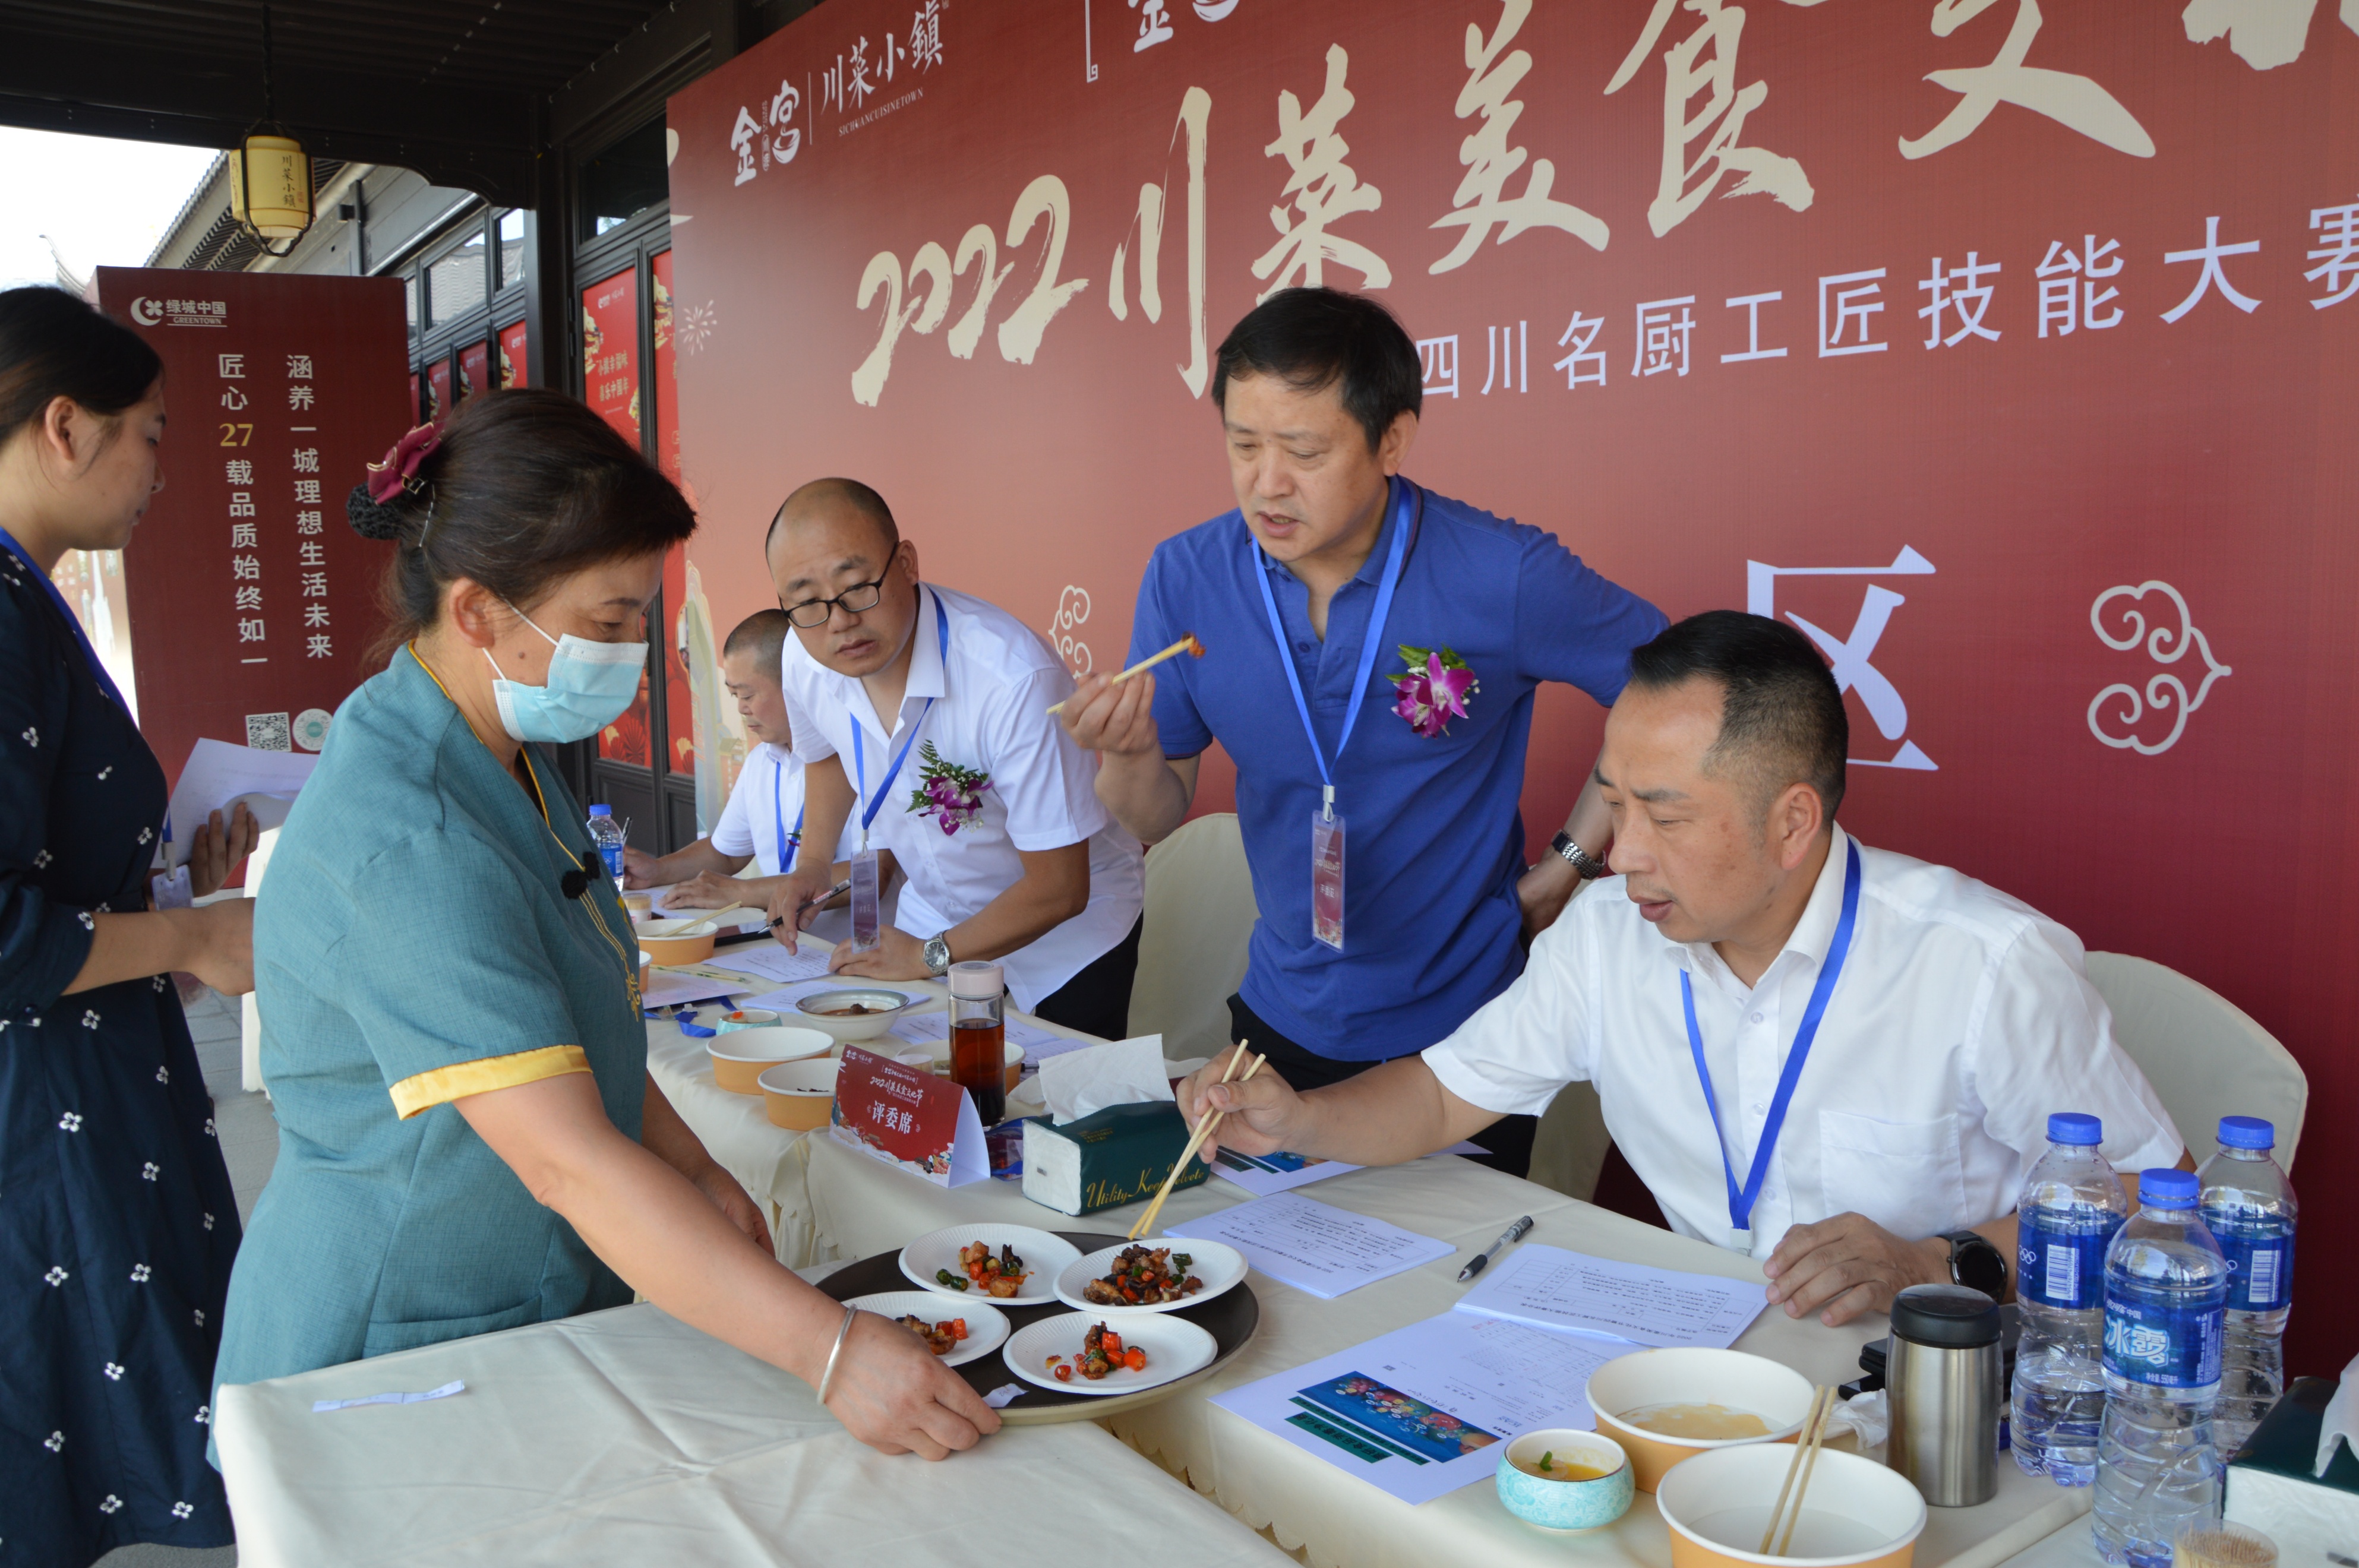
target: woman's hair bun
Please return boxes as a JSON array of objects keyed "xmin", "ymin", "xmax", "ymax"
[{"xmin": 346, "ymin": 482, "xmax": 410, "ymax": 541}]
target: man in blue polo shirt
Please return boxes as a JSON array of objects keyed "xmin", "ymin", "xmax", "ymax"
[{"xmin": 1059, "ymin": 287, "xmax": 1665, "ymax": 1174}]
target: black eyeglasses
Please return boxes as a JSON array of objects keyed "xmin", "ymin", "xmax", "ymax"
[{"xmin": 783, "ymin": 574, "xmax": 889, "ymax": 628}]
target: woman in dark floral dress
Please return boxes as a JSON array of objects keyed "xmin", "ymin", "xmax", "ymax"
[{"xmin": 0, "ymin": 287, "xmax": 255, "ymax": 1566}]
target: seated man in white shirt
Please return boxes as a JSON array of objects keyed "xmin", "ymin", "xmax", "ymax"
[
  {"xmin": 1183, "ymin": 610, "xmax": 2190, "ymax": 1326},
  {"xmin": 622, "ymin": 611, "xmax": 862, "ymax": 927},
  {"xmin": 765, "ymin": 479, "xmax": 1147, "ymax": 1041}
]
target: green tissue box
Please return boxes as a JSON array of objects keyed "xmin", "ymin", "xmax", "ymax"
[{"xmin": 1021, "ymin": 1101, "xmax": 1209, "ymax": 1218}]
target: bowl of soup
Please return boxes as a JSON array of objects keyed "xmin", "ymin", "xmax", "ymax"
[
  {"xmin": 706, "ymin": 1026, "xmax": 833, "ymax": 1094},
  {"xmin": 757, "ymin": 1058, "xmax": 840, "ymax": 1131},
  {"xmin": 1655, "ymin": 1442, "xmax": 1925, "ymax": 1568},
  {"xmin": 1585, "ymin": 1348, "xmax": 1818, "ymax": 1491},
  {"xmin": 792, "ymin": 988, "xmax": 920, "ymax": 1042},
  {"xmin": 1495, "ymin": 1428, "xmax": 1633, "ymax": 1532}
]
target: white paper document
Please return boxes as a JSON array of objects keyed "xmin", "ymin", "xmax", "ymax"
[
  {"xmin": 639, "ymin": 885, "xmax": 771, "ymax": 932},
  {"xmin": 639, "ymin": 972, "xmax": 748, "ymax": 1011},
  {"xmin": 1163, "ymin": 1192, "xmax": 1455, "ymax": 1300},
  {"xmin": 1210, "ymin": 1142, "xmax": 1489, "ymax": 1198},
  {"xmin": 1452, "ymin": 1244, "xmax": 1766, "ymax": 1349},
  {"xmin": 1211, "ymin": 1312, "xmax": 1613, "ymax": 1504},
  {"xmin": 166, "ymin": 738, "xmax": 318, "ymax": 867},
  {"xmin": 698, "ymin": 943, "xmax": 836, "ymax": 985},
  {"xmin": 885, "ymin": 1010, "xmax": 1079, "ymax": 1066}
]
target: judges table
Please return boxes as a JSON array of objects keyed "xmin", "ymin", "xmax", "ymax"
[
  {"xmin": 643, "ymin": 941, "xmax": 2097, "ymax": 1568},
  {"xmin": 214, "ymin": 1297, "xmax": 1298, "ymax": 1568}
]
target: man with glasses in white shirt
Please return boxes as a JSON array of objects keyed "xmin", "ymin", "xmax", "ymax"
[
  {"xmin": 762, "ymin": 479, "xmax": 1146, "ymax": 1041},
  {"xmin": 1181, "ymin": 611, "xmax": 2190, "ymax": 1326}
]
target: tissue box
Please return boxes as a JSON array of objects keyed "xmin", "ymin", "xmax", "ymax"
[
  {"xmin": 2225, "ymin": 1377, "xmax": 2358, "ymax": 1566},
  {"xmin": 1021, "ymin": 1102, "xmax": 1209, "ymax": 1217}
]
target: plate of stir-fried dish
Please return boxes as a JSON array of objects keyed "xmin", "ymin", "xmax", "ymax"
[
  {"xmin": 898, "ymin": 1224, "xmax": 1080, "ymax": 1307},
  {"xmin": 845, "ymin": 1291, "xmax": 1010, "ymax": 1369},
  {"xmin": 1004, "ymin": 1313, "xmax": 1217, "ymax": 1398},
  {"xmin": 1053, "ymin": 1239, "xmax": 1247, "ymax": 1314}
]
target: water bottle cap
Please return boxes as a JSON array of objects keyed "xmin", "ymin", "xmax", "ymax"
[
  {"xmin": 2140, "ymin": 1168, "xmax": 2199, "ymax": 1207},
  {"xmin": 2216, "ymin": 1115, "xmax": 2275, "ymax": 1150},
  {"xmin": 2047, "ymin": 1112, "xmax": 2102, "ymax": 1146},
  {"xmin": 947, "ymin": 960, "xmax": 1003, "ymax": 1000},
  {"xmin": 589, "ymin": 804, "xmax": 612, "ymax": 817},
  {"xmin": 1890, "ymin": 1283, "xmax": 2001, "ymax": 1348}
]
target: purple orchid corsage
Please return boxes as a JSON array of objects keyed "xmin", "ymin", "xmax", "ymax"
[
  {"xmin": 908, "ymin": 741, "xmax": 991, "ymax": 835},
  {"xmin": 1391, "ymin": 645, "xmax": 1479, "ymax": 739}
]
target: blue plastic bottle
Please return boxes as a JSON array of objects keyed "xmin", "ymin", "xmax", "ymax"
[
  {"xmin": 586, "ymin": 804, "xmax": 627, "ymax": 886},
  {"xmin": 2091, "ymin": 1168, "xmax": 2228, "ymax": 1568},
  {"xmin": 2012, "ymin": 1112, "xmax": 2129, "ymax": 1485},
  {"xmin": 2198, "ymin": 1117, "xmax": 2296, "ymax": 1458}
]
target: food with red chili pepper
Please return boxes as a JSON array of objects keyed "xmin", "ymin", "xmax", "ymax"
[
  {"xmin": 1074, "ymin": 1322, "xmax": 1148, "ymax": 1380},
  {"xmin": 1081, "ymin": 1245, "xmax": 1203, "ymax": 1307},
  {"xmin": 895, "ymin": 1314, "xmax": 971, "ymax": 1357},
  {"xmin": 936, "ymin": 1240, "xmax": 1028, "ymax": 1298}
]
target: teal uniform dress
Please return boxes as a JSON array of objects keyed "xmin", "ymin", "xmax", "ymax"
[{"xmin": 214, "ymin": 647, "xmax": 646, "ymax": 1402}]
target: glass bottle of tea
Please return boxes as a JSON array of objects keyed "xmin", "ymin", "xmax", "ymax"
[{"xmin": 947, "ymin": 959, "xmax": 1007, "ymax": 1126}]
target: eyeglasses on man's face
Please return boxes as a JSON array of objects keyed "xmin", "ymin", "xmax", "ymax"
[{"xmin": 783, "ymin": 573, "xmax": 888, "ymax": 629}]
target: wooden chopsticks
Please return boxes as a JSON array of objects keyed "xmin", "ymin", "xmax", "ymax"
[
  {"xmin": 1128, "ymin": 1048, "xmax": 1264, "ymax": 1241},
  {"xmin": 646, "ymin": 900, "xmax": 746, "ymax": 936},
  {"xmin": 1760, "ymin": 1384, "xmax": 1837, "ymax": 1556},
  {"xmin": 1046, "ymin": 633, "xmax": 1205, "ymax": 716}
]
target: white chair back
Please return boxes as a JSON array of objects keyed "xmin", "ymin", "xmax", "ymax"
[
  {"xmin": 2083, "ymin": 951, "xmax": 2307, "ymax": 1171},
  {"xmin": 1127, "ymin": 814, "xmax": 1257, "ymax": 1063},
  {"xmin": 237, "ymin": 824, "xmax": 283, "ymax": 1096}
]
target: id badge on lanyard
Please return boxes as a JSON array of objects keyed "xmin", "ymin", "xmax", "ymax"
[
  {"xmin": 847, "ymin": 592, "xmax": 950, "ymax": 952},
  {"xmin": 1250, "ymin": 480, "xmax": 1414, "ymax": 956}
]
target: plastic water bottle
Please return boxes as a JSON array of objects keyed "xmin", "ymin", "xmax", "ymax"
[
  {"xmin": 586, "ymin": 804, "xmax": 627, "ymax": 887},
  {"xmin": 2092, "ymin": 1168, "xmax": 2228, "ymax": 1568},
  {"xmin": 2199, "ymin": 1117, "xmax": 2296, "ymax": 1458},
  {"xmin": 2012, "ymin": 1112, "xmax": 2128, "ymax": 1485}
]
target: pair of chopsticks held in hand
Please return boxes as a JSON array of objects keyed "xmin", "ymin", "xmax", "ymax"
[
  {"xmin": 1128, "ymin": 1047, "xmax": 1264, "ymax": 1241},
  {"xmin": 1046, "ymin": 633, "xmax": 1204, "ymax": 717},
  {"xmin": 1759, "ymin": 1385, "xmax": 1839, "ymax": 1557}
]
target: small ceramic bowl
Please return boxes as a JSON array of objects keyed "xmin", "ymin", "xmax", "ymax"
[
  {"xmin": 1586, "ymin": 1347, "xmax": 1818, "ymax": 1492},
  {"xmin": 1655, "ymin": 1442, "xmax": 1925, "ymax": 1568},
  {"xmin": 707, "ymin": 1026, "xmax": 832, "ymax": 1093},
  {"xmin": 714, "ymin": 1008, "xmax": 779, "ymax": 1033},
  {"xmin": 757, "ymin": 1058, "xmax": 839, "ymax": 1130},
  {"xmin": 791, "ymin": 988, "xmax": 919, "ymax": 1042},
  {"xmin": 1495, "ymin": 1429, "xmax": 1634, "ymax": 1532}
]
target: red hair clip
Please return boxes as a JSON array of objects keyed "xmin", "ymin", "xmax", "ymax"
[{"xmin": 364, "ymin": 422, "xmax": 442, "ymax": 503}]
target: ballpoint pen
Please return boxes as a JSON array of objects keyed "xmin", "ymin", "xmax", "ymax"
[
  {"xmin": 1457, "ymin": 1214, "xmax": 1534, "ymax": 1282},
  {"xmin": 770, "ymin": 878, "xmax": 853, "ymax": 928}
]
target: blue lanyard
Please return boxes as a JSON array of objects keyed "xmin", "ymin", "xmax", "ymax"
[
  {"xmin": 850, "ymin": 589, "xmax": 950, "ymax": 841},
  {"xmin": 772, "ymin": 751, "xmax": 804, "ymax": 873},
  {"xmin": 1248, "ymin": 477, "xmax": 1414, "ymax": 816},
  {"xmin": 0, "ymin": 524, "xmax": 127, "ymax": 709},
  {"xmin": 1680, "ymin": 838, "xmax": 1862, "ymax": 1240}
]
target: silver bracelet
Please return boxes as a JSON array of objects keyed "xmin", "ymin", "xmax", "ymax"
[{"xmin": 816, "ymin": 1304, "xmax": 860, "ymax": 1408}]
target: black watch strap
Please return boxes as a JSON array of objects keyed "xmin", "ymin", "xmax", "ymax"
[{"xmin": 1940, "ymin": 1229, "xmax": 2009, "ymax": 1299}]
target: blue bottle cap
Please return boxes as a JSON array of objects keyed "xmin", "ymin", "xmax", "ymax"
[
  {"xmin": 2216, "ymin": 1115, "xmax": 2275, "ymax": 1150},
  {"xmin": 589, "ymin": 804, "xmax": 612, "ymax": 817},
  {"xmin": 2140, "ymin": 1168, "xmax": 2199, "ymax": 1208},
  {"xmin": 2047, "ymin": 1112, "xmax": 2103, "ymax": 1146}
]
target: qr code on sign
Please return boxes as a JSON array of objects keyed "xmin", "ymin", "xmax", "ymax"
[{"xmin": 245, "ymin": 712, "xmax": 292, "ymax": 751}]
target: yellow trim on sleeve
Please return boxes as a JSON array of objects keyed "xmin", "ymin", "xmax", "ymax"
[{"xmin": 388, "ymin": 1044, "xmax": 592, "ymax": 1120}]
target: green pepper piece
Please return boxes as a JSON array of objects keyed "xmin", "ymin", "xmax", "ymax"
[{"xmin": 1539, "ymin": 1450, "xmax": 1553, "ymax": 1473}]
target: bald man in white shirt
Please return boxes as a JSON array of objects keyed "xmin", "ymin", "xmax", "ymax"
[{"xmin": 1182, "ymin": 611, "xmax": 2192, "ymax": 1326}]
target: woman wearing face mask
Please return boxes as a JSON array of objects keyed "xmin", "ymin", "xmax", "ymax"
[
  {"xmin": 1, "ymin": 287, "xmax": 255, "ymax": 1565},
  {"xmin": 213, "ymin": 391, "xmax": 1000, "ymax": 1462}
]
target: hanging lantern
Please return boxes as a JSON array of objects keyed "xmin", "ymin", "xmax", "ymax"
[{"xmin": 230, "ymin": 132, "xmax": 313, "ymax": 254}]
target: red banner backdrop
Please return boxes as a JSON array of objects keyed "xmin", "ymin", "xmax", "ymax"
[
  {"xmin": 667, "ymin": 3, "xmax": 2359, "ymax": 1368},
  {"xmin": 91, "ymin": 269, "xmax": 407, "ymax": 780}
]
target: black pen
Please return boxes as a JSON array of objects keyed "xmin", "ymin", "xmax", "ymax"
[
  {"xmin": 770, "ymin": 879, "xmax": 852, "ymax": 928},
  {"xmin": 1457, "ymin": 1215, "xmax": 1534, "ymax": 1282}
]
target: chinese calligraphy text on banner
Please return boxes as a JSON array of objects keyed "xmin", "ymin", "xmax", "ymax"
[
  {"xmin": 665, "ymin": 2, "xmax": 2359, "ymax": 1368},
  {"xmin": 93, "ymin": 268, "xmax": 406, "ymax": 782}
]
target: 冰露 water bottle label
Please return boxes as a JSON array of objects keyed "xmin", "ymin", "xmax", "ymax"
[
  {"xmin": 2103, "ymin": 1290, "xmax": 2225, "ymax": 1387},
  {"xmin": 2210, "ymin": 1224, "xmax": 2294, "ymax": 1311},
  {"xmin": 2019, "ymin": 1212, "xmax": 2118, "ymax": 1310}
]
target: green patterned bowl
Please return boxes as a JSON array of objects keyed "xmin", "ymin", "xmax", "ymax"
[{"xmin": 1496, "ymin": 1429, "xmax": 1634, "ymax": 1532}]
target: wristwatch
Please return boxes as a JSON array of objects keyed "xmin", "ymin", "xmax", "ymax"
[
  {"xmin": 1549, "ymin": 831, "xmax": 1610, "ymax": 880},
  {"xmin": 922, "ymin": 932, "xmax": 953, "ymax": 976},
  {"xmin": 1938, "ymin": 1229, "xmax": 2009, "ymax": 1300}
]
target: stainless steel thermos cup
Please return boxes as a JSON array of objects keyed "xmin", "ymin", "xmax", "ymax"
[{"xmin": 1886, "ymin": 1283, "xmax": 2003, "ymax": 1506}]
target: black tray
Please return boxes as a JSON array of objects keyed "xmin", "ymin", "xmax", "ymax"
[{"xmin": 819, "ymin": 1231, "xmax": 1261, "ymax": 1425}]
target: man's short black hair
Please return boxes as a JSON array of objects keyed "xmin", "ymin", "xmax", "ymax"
[
  {"xmin": 1627, "ymin": 611, "xmax": 1848, "ymax": 821},
  {"xmin": 1212, "ymin": 287, "xmax": 1423, "ymax": 451},
  {"xmin": 721, "ymin": 608, "xmax": 792, "ymax": 674}
]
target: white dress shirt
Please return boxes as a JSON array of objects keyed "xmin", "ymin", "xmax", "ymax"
[
  {"xmin": 780, "ymin": 583, "xmax": 1144, "ymax": 1011},
  {"xmin": 1424, "ymin": 824, "xmax": 2184, "ymax": 1260},
  {"xmin": 709, "ymin": 741, "xmax": 861, "ymax": 878}
]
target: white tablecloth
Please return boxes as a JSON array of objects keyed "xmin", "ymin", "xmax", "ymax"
[{"xmin": 216, "ymin": 1299, "xmax": 1299, "ymax": 1568}]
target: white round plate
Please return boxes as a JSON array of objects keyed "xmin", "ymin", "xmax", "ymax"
[
  {"xmin": 1005, "ymin": 1311, "xmax": 1218, "ymax": 1398},
  {"xmin": 845, "ymin": 1290, "xmax": 1009, "ymax": 1370},
  {"xmin": 1053, "ymin": 1238, "xmax": 1248, "ymax": 1315},
  {"xmin": 897, "ymin": 1224, "xmax": 1081, "ymax": 1307}
]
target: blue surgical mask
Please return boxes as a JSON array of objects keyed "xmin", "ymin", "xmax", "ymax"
[{"xmin": 484, "ymin": 604, "xmax": 646, "ymax": 744}]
